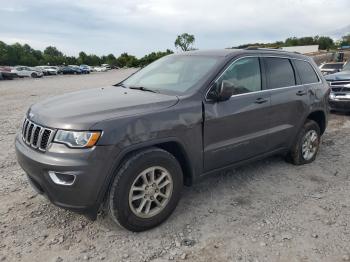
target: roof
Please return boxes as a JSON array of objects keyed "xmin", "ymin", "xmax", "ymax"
[
  {"xmin": 176, "ymin": 49, "xmax": 242, "ymax": 57},
  {"xmin": 174, "ymin": 48, "xmax": 307, "ymax": 59}
]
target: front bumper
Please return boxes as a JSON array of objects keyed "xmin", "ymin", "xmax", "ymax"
[
  {"xmin": 15, "ymin": 134, "xmax": 115, "ymax": 219},
  {"xmin": 329, "ymin": 98, "xmax": 350, "ymax": 112}
]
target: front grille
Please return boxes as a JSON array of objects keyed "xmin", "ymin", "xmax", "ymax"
[
  {"xmin": 331, "ymin": 87, "xmax": 350, "ymax": 92},
  {"xmin": 328, "ymin": 80, "xmax": 350, "ymax": 87},
  {"xmin": 22, "ymin": 118, "xmax": 54, "ymax": 152},
  {"xmin": 328, "ymin": 80, "xmax": 350, "ymax": 93}
]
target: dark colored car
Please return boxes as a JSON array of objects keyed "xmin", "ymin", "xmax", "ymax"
[
  {"xmin": 59, "ymin": 66, "xmax": 82, "ymax": 75},
  {"xmin": 325, "ymin": 62, "xmax": 350, "ymax": 112},
  {"xmin": 0, "ymin": 66, "xmax": 18, "ymax": 80},
  {"xmin": 79, "ymin": 65, "xmax": 91, "ymax": 74},
  {"xmin": 15, "ymin": 49, "xmax": 329, "ymax": 231}
]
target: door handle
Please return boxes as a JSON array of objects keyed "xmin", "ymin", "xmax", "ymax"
[
  {"xmin": 255, "ymin": 97, "xmax": 268, "ymax": 104},
  {"xmin": 296, "ymin": 90, "xmax": 307, "ymax": 96}
]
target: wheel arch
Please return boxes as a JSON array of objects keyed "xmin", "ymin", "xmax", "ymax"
[
  {"xmin": 99, "ymin": 138, "xmax": 195, "ymax": 209},
  {"xmin": 306, "ymin": 110, "xmax": 326, "ymax": 135}
]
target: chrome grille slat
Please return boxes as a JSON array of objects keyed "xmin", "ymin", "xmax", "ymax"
[
  {"xmin": 32, "ymin": 126, "xmax": 41, "ymax": 148},
  {"xmin": 29, "ymin": 124, "xmax": 36, "ymax": 144},
  {"xmin": 27, "ymin": 123, "xmax": 34, "ymax": 144},
  {"xmin": 25, "ymin": 121, "xmax": 31, "ymax": 143},
  {"xmin": 21, "ymin": 118, "xmax": 54, "ymax": 152},
  {"xmin": 36, "ymin": 128, "xmax": 45, "ymax": 150}
]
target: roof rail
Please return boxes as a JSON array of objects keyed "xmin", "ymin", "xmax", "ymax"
[{"xmin": 244, "ymin": 47, "xmax": 300, "ymax": 54}]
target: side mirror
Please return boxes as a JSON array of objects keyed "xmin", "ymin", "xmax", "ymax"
[
  {"xmin": 211, "ymin": 80, "xmax": 235, "ymax": 101},
  {"xmin": 207, "ymin": 80, "xmax": 236, "ymax": 102}
]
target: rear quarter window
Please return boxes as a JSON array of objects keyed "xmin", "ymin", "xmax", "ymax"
[{"xmin": 294, "ymin": 60, "xmax": 319, "ymax": 84}]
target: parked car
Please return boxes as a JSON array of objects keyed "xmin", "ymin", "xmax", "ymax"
[
  {"xmin": 11, "ymin": 66, "xmax": 43, "ymax": 78},
  {"xmin": 59, "ymin": 66, "xmax": 82, "ymax": 75},
  {"xmin": 36, "ymin": 66, "xmax": 58, "ymax": 76},
  {"xmin": 79, "ymin": 65, "xmax": 91, "ymax": 74},
  {"xmin": 319, "ymin": 62, "xmax": 344, "ymax": 75},
  {"xmin": 90, "ymin": 66, "xmax": 97, "ymax": 72},
  {"xmin": 101, "ymin": 64, "xmax": 111, "ymax": 70},
  {"xmin": 94, "ymin": 66, "xmax": 108, "ymax": 72},
  {"xmin": 0, "ymin": 66, "xmax": 18, "ymax": 80},
  {"xmin": 15, "ymin": 49, "xmax": 329, "ymax": 232},
  {"xmin": 325, "ymin": 61, "xmax": 350, "ymax": 112}
]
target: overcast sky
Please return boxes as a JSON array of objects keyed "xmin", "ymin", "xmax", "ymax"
[{"xmin": 1, "ymin": 0, "xmax": 349, "ymax": 57}]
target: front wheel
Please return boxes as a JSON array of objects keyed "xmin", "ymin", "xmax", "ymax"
[
  {"xmin": 108, "ymin": 148, "xmax": 183, "ymax": 232},
  {"xmin": 287, "ymin": 120, "xmax": 321, "ymax": 165}
]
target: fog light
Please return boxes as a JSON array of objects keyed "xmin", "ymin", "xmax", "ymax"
[{"xmin": 48, "ymin": 171, "xmax": 76, "ymax": 186}]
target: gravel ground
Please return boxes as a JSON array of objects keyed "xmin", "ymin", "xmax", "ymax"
[{"xmin": 0, "ymin": 70, "xmax": 350, "ymax": 262}]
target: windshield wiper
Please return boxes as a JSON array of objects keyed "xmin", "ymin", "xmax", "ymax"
[
  {"xmin": 115, "ymin": 82, "xmax": 127, "ymax": 88},
  {"xmin": 129, "ymin": 86, "xmax": 158, "ymax": 93}
]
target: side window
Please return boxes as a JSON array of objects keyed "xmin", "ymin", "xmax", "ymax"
[
  {"xmin": 294, "ymin": 60, "xmax": 319, "ymax": 84},
  {"xmin": 217, "ymin": 57, "xmax": 261, "ymax": 95},
  {"xmin": 265, "ymin": 58, "xmax": 296, "ymax": 89}
]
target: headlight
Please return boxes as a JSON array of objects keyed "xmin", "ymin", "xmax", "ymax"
[{"xmin": 54, "ymin": 130, "xmax": 101, "ymax": 148}]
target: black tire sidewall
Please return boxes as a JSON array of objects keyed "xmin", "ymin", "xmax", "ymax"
[{"xmin": 109, "ymin": 148, "xmax": 183, "ymax": 231}]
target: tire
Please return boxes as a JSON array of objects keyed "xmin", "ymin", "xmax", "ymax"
[
  {"xmin": 31, "ymin": 73, "xmax": 37, "ymax": 78},
  {"xmin": 108, "ymin": 147, "xmax": 183, "ymax": 232},
  {"xmin": 286, "ymin": 120, "xmax": 321, "ymax": 165}
]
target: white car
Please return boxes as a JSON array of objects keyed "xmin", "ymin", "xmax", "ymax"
[
  {"xmin": 101, "ymin": 64, "xmax": 111, "ymax": 70},
  {"xmin": 36, "ymin": 66, "xmax": 58, "ymax": 75},
  {"xmin": 12, "ymin": 66, "xmax": 43, "ymax": 78},
  {"xmin": 94, "ymin": 66, "xmax": 108, "ymax": 72}
]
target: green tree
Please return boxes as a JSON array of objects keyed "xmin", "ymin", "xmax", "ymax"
[
  {"xmin": 340, "ymin": 34, "xmax": 350, "ymax": 47},
  {"xmin": 285, "ymin": 37, "xmax": 300, "ymax": 46},
  {"xmin": 316, "ymin": 36, "xmax": 334, "ymax": 50},
  {"xmin": 77, "ymin": 51, "xmax": 88, "ymax": 65},
  {"xmin": 44, "ymin": 46, "xmax": 63, "ymax": 57},
  {"xmin": 298, "ymin": 37, "xmax": 315, "ymax": 46},
  {"xmin": 138, "ymin": 49, "xmax": 173, "ymax": 67},
  {"xmin": 116, "ymin": 53, "xmax": 139, "ymax": 67},
  {"xmin": 175, "ymin": 33, "xmax": 195, "ymax": 51}
]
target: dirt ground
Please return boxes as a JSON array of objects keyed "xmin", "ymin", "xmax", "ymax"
[{"xmin": 0, "ymin": 71, "xmax": 350, "ymax": 262}]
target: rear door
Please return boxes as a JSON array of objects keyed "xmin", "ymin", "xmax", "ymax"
[
  {"xmin": 203, "ymin": 56, "xmax": 273, "ymax": 172},
  {"xmin": 263, "ymin": 57, "xmax": 309, "ymax": 150}
]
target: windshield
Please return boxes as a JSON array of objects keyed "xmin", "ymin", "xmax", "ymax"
[
  {"xmin": 122, "ymin": 55, "xmax": 220, "ymax": 94},
  {"xmin": 343, "ymin": 62, "xmax": 350, "ymax": 71}
]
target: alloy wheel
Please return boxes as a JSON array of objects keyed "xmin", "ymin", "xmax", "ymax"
[
  {"xmin": 128, "ymin": 166, "xmax": 173, "ymax": 218},
  {"xmin": 301, "ymin": 130, "xmax": 319, "ymax": 160}
]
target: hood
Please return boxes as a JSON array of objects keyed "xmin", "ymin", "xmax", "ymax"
[
  {"xmin": 29, "ymin": 86, "xmax": 179, "ymax": 130},
  {"xmin": 324, "ymin": 70, "xmax": 350, "ymax": 81}
]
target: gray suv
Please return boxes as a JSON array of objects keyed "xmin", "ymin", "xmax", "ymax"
[{"xmin": 15, "ymin": 49, "xmax": 330, "ymax": 231}]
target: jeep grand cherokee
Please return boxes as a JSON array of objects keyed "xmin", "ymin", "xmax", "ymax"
[{"xmin": 15, "ymin": 49, "xmax": 329, "ymax": 231}]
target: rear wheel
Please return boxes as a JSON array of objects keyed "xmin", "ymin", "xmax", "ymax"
[
  {"xmin": 287, "ymin": 120, "xmax": 321, "ymax": 165},
  {"xmin": 108, "ymin": 148, "xmax": 183, "ymax": 232},
  {"xmin": 31, "ymin": 73, "xmax": 37, "ymax": 78}
]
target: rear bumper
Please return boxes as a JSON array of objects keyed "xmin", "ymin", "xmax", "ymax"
[{"xmin": 15, "ymin": 134, "xmax": 115, "ymax": 219}]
